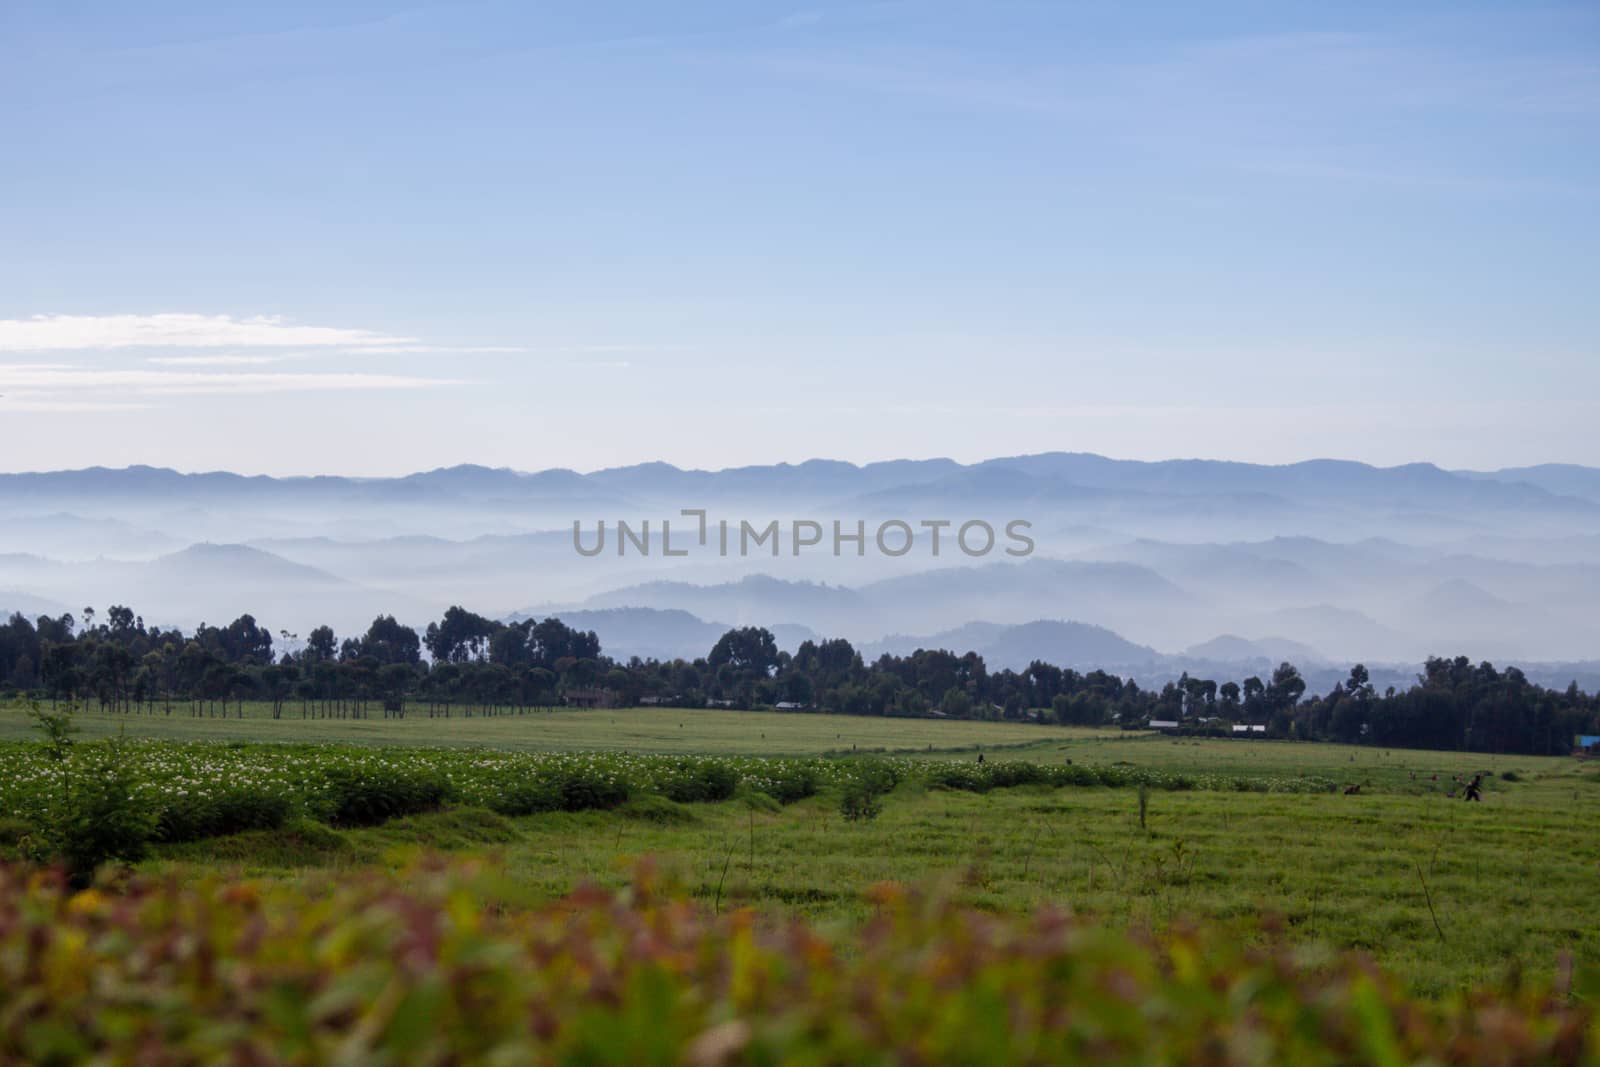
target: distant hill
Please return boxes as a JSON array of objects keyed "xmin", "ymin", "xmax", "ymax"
[
  {"xmin": 0, "ymin": 542, "xmax": 430, "ymax": 636},
  {"xmin": 149, "ymin": 543, "xmax": 349, "ymax": 586},
  {"xmin": 865, "ymin": 622, "xmax": 1012, "ymax": 660},
  {"xmin": 3, "ymin": 453, "xmax": 1596, "ymax": 520},
  {"xmin": 984, "ymin": 618, "xmax": 1164, "ymax": 670},
  {"xmin": 504, "ymin": 606, "xmax": 816, "ymax": 662},
  {"xmin": 1458, "ymin": 464, "xmax": 1600, "ymax": 504},
  {"xmin": 1413, "ymin": 578, "xmax": 1512, "ymax": 616},
  {"xmin": 1184, "ymin": 634, "xmax": 1327, "ymax": 666},
  {"xmin": 567, "ymin": 575, "xmax": 865, "ymax": 631},
  {"xmin": 0, "ymin": 590, "xmax": 69, "ymax": 620},
  {"xmin": 0, "ymin": 512, "xmax": 183, "ymax": 559},
  {"xmin": 2, "ymin": 452, "xmax": 1597, "ymax": 662},
  {"xmin": 553, "ymin": 559, "xmax": 1194, "ymax": 643},
  {"xmin": 1241, "ymin": 604, "xmax": 1414, "ymax": 662}
]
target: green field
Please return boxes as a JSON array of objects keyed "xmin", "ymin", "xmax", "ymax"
[
  {"xmin": 3, "ymin": 699, "xmax": 1597, "ymax": 996},
  {"xmin": 145, "ymin": 760, "xmax": 1600, "ymax": 996},
  {"xmin": 0, "ymin": 700, "xmax": 1087, "ymax": 754}
]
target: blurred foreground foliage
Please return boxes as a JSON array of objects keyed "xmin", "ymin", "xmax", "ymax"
[{"xmin": 0, "ymin": 859, "xmax": 1595, "ymax": 1066}]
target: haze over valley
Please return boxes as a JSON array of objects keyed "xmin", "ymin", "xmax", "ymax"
[{"xmin": 3, "ymin": 451, "xmax": 1596, "ymax": 689}]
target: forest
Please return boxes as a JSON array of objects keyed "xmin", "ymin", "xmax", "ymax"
[{"xmin": 1, "ymin": 603, "xmax": 1595, "ymax": 756}]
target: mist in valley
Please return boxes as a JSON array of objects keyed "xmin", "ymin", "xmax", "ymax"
[{"xmin": 1, "ymin": 452, "xmax": 1596, "ymax": 691}]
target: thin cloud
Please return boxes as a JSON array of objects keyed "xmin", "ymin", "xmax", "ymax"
[
  {"xmin": 0, "ymin": 313, "xmax": 414, "ymax": 351},
  {"xmin": 147, "ymin": 353, "xmax": 303, "ymax": 366},
  {"xmin": 336, "ymin": 344, "xmax": 527, "ymax": 355},
  {"xmin": 0, "ymin": 366, "xmax": 473, "ymax": 397}
]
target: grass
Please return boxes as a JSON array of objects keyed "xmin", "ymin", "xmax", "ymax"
[
  {"xmin": 1012, "ymin": 734, "xmax": 1570, "ymax": 793},
  {"xmin": 141, "ymin": 754, "xmax": 1600, "ymax": 996},
  {"xmin": 0, "ymin": 699, "xmax": 1088, "ymax": 754},
  {"xmin": 4, "ymin": 697, "xmax": 1596, "ymax": 996}
]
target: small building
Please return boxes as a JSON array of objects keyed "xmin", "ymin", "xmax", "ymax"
[
  {"xmin": 563, "ymin": 687, "xmax": 617, "ymax": 709},
  {"xmin": 1232, "ymin": 723, "xmax": 1267, "ymax": 735},
  {"xmin": 774, "ymin": 701, "xmax": 808, "ymax": 710},
  {"xmin": 1577, "ymin": 734, "xmax": 1600, "ymax": 758},
  {"xmin": 1148, "ymin": 719, "xmax": 1180, "ymax": 731}
]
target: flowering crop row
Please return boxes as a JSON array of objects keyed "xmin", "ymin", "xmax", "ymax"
[
  {"xmin": 0, "ymin": 740, "xmax": 1340, "ymax": 847},
  {"xmin": 0, "ymin": 860, "xmax": 1593, "ymax": 1065}
]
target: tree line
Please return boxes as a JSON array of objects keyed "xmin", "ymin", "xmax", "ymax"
[{"xmin": 0, "ymin": 604, "xmax": 1595, "ymax": 754}]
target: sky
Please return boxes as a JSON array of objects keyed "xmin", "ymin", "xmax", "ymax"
[{"xmin": 1, "ymin": 0, "xmax": 1596, "ymax": 476}]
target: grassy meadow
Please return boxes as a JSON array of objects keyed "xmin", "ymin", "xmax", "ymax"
[
  {"xmin": 142, "ymin": 758, "xmax": 1598, "ymax": 996},
  {"xmin": 0, "ymin": 699, "xmax": 1084, "ymax": 753},
  {"xmin": 2, "ymin": 699, "xmax": 1597, "ymax": 999}
]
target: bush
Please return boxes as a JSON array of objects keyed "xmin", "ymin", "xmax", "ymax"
[
  {"xmin": 315, "ymin": 766, "xmax": 452, "ymax": 827},
  {"xmin": 985, "ymin": 762, "xmax": 1049, "ymax": 789},
  {"xmin": 759, "ymin": 766, "xmax": 818, "ymax": 804},
  {"xmin": 839, "ymin": 785, "xmax": 882, "ymax": 822},
  {"xmin": 557, "ymin": 769, "xmax": 630, "ymax": 812},
  {"xmin": 850, "ymin": 760, "xmax": 904, "ymax": 796},
  {"xmin": 488, "ymin": 779, "xmax": 562, "ymax": 816},
  {"xmin": 658, "ymin": 760, "xmax": 739, "ymax": 804},
  {"xmin": 1095, "ymin": 766, "xmax": 1131, "ymax": 787},
  {"xmin": 158, "ymin": 789, "xmax": 293, "ymax": 843},
  {"xmin": 927, "ymin": 764, "xmax": 988, "ymax": 792},
  {"xmin": 41, "ymin": 741, "xmax": 159, "ymax": 886}
]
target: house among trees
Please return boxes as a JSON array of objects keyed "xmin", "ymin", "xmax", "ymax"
[
  {"xmin": 1577, "ymin": 734, "xmax": 1600, "ymax": 758},
  {"xmin": 1233, "ymin": 723, "xmax": 1267, "ymax": 735},
  {"xmin": 563, "ymin": 687, "xmax": 616, "ymax": 708}
]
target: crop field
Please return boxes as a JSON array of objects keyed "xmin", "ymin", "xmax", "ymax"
[
  {"xmin": 0, "ymin": 699, "xmax": 1086, "ymax": 754},
  {"xmin": 135, "ymin": 761, "xmax": 1596, "ymax": 994},
  {"xmin": 3, "ymin": 703, "xmax": 1598, "ymax": 1060}
]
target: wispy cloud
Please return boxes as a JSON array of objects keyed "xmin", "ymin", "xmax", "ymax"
[
  {"xmin": 340, "ymin": 344, "xmax": 526, "ymax": 355},
  {"xmin": 0, "ymin": 366, "xmax": 473, "ymax": 397},
  {"xmin": 0, "ymin": 313, "xmax": 414, "ymax": 351},
  {"xmin": 147, "ymin": 353, "xmax": 304, "ymax": 366}
]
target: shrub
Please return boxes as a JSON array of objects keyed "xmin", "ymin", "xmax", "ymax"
[
  {"xmin": 850, "ymin": 760, "xmax": 904, "ymax": 796},
  {"xmin": 0, "ymin": 818, "xmax": 31, "ymax": 855},
  {"xmin": 158, "ymin": 789, "xmax": 293, "ymax": 843},
  {"xmin": 1094, "ymin": 765, "xmax": 1131, "ymax": 787},
  {"xmin": 927, "ymin": 763, "xmax": 989, "ymax": 792},
  {"xmin": 839, "ymin": 785, "xmax": 882, "ymax": 822},
  {"xmin": 41, "ymin": 740, "xmax": 159, "ymax": 886},
  {"xmin": 759, "ymin": 765, "xmax": 819, "ymax": 804},
  {"xmin": 315, "ymin": 766, "xmax": 452, "ymax": 827},
  {"xmin": 557, "ymin": 769, "xmax": 630, "ymax": 812},
  {"xmin": 658, "ymin": 760, "xmax": 739, "ymax": 803},
  {"xmin": 985, "ymin": 761, "xmax": 1049, "ymax": 789},
  {"xmin": 488, "ymin": 779, "xmax": 562, "ymax": 816}
]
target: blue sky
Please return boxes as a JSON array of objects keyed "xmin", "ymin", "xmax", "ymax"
[{"xmin": 1, "ymin": 1, "xmax": 1595, "ymax": 475}]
